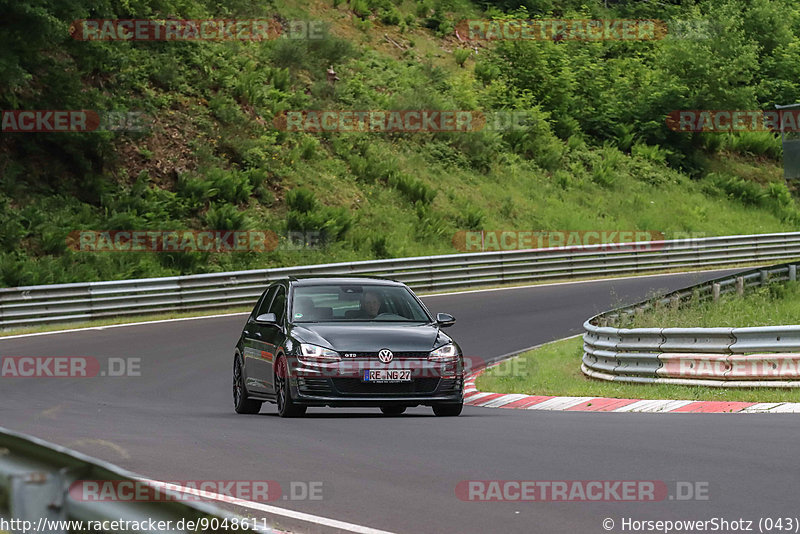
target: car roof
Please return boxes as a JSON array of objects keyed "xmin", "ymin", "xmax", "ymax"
[{"xmin": 287, "ymin": 276, "xmax": 405, "ymax": 287}]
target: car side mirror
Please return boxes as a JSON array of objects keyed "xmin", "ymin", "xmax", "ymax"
[
  {"xmin": 436, "ymin": 313, "xmax": 456, "ymax": 328},
  {"xmin": 255, "ymin": 313, "xmax": 278, "ymax": 324}
]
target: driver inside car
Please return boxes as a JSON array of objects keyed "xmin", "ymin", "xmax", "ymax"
[{"xmin": 361, "ymin": 290, "xmax": 382, "ymax": 318}]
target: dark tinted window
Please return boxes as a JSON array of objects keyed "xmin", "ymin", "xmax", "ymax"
[
  {"xmin": 291, "ymin": 284, "xmax": 430, "ymax": 322},
  {"xmin": 268, "ymin": 287, "xmax": 286, "ymax": 322},
  {"xmin": 254, "ymin": 286, "xmax": 277, "ymax": 318}
]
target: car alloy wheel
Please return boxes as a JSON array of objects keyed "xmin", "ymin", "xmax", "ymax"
[
  {"xmin": 233, "ymin": 353, "xmax": 262, "ymax": 414},
  {"xmin": 275, "ymin": 355, "xmax": 306, "ymax": 418}
]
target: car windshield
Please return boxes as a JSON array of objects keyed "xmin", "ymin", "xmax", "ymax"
[{"xmin": 291, "ymin": 284, "xmax": 431, "ymax": 323}]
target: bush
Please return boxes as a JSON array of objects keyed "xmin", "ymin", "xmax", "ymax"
[
  {"xmin": 350, "ymin": 0, "xmax": 371, "ymax": 19},
  {"xmin": 458, "ymin": 208, "xmax": 485, "ymax": 230},
  {"xmin": 203, "ymin": 204, "xmax": 251, "ymax": 231},
  {"xmin": 708, "ymin": 173, "xmax": 766, "ymax": 206},
  {"xmin": 286, "ymin": 188, "xmax": 352, "ymax": 240},
  {"xmin": 371, "ymin": 236, "xmax": 392, "ymax": 258},
  {"xmin": 388, "ymin": 174, "xmax": 437, "ymax": 205},
  {"xmin": 286, "ymin": 188, "xmax": 318, "ymax": 213},
  {"xmin": 766, "ymin": 181, "xmax": 793, "ymax": 208},
  {"xmin": 632, "ymin": 143, "xmax": 669, "ymax": 165},
  {"xmin": 453, "ymin": 48, "xmax": 470, "ymax": 68},
  {"xmin": 178, "ymin": 168, "xmax": 252, "ymax": 206},
  {"xmin": 722, "ymin": 131, "xmax": 782, "ymax": 160},
  {"xmin": 379, "ymin": 7, "xmax": 402, "ymax": 25}
]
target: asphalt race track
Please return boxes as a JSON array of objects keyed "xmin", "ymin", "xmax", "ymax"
[{"xmin": 2, "ymin": 269, "xmax": 799, "ymax": 534}]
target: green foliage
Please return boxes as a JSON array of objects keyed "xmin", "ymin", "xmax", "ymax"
[
  {"xmin": 388, "ymin": 174, "xmax": 437, "ymax": 205},
  {"xmin": 722, "ymin": 132, "xmax": 782, "ymax": 159},
  {"xmin": 179, "ymin": 168, "xmax": 253, "ymax": 206},
  {"xmin": 370, "ymin": 236, "xmax": 392, "ymax": 258},
  {"xmin": 379, "ymin": 6, "xmax": 402, "ymax": 25},
  {"xmin": 458, "ymin": 208, "xmax": 484, "ymax": 230},
  {"xmin": 203, "ymin": 204, "xmax": 251, "ymax": 230},
  {"xmin": 286, "ymin": 188, "xmax": 352, "ymax": 240},
  {"xmin": 286, "ymin": 188, "xmax": 318, "ymax": 213},
  {"xmin": 453, "ymin": 48, "xmax": 470, "ymax": 67},
  {"xmin": 2, "ymin": 0, "xmax": 800, "ymax": 288},
  {"xmin": 631, "ymin": 143, "xmax": 669, "ymax": 165},
  {"xmin": 707, "ymin": 173, "xmax": 767, "ymax": 206}
]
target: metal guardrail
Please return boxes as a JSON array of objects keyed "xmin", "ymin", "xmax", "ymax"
[
  {"xmin": 3, "ymin": 231, "xmax": 800, "ymax": 330},
  {"xmin": 582, "ymin": 261, "xmax": 800, "ymax": 386},
  {"xmin": 0, "ymin": 427, "xmax": 273, "ymax": 534}
]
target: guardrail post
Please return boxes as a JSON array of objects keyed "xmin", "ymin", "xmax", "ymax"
[
  {"xmin": 670, "ymin": 296, "xmax": 680, "ymax": 309},
  {"xmin": 790, "ymin": 265, "xmax": 797, "ymax": 282},
  {"xmin": 760, "ymin": 270, "xmax": 769, "ymax": 285},
  {"xmin": 712, "ymin": 283, "xmax": 721, "ymax": 302},
  {"xmin": 736, "ymin": 277, "xmax": 744, "ymax": 295},
  {"xmin": 6, "ymin": 470, "xmax": 67, "ymax": 533}
]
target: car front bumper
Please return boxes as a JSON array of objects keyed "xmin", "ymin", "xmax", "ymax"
[{"xmin": 287, "ymin": 356, "xmax": 464, "ymax": 407}]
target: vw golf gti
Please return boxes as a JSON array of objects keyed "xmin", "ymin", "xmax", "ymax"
[{"xmin": 232, "ymin": 277, "xmax": 464, "ymax": 417}]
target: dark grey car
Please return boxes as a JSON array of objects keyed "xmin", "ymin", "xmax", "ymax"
[{"xmin": 233, "ymin": 277, "xmax": 464, "ymax": 417}]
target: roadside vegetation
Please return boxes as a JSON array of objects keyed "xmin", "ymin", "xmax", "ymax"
[
  {"xmin": 478, "ymin": 281, "xmax": 800, "ymax": 402},
  {"xmin": 628, "ymin": 280, "xmax": 800, "ymax": 328},
  {"xmin": 2, "ymin": 0, "xmax": 800, "ymax": 287}
]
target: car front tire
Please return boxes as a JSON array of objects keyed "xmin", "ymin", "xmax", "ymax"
[
  {"xmin": 432, "ymin": 402, "xmax": 463, "ymax": 417},
  {"xmin": 275, "ymin": 355, "xmax": 307, "ymax": 418},
  {"xmin": 233, "ymin": 352, "xmax": 263, "ymax": 414}
]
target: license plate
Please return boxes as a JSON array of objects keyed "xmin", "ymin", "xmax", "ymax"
[{"xmin": 363, "ymin": 369, "xmax": 412, "ymax": 382}]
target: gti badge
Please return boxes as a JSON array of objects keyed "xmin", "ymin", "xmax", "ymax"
[{"xmin": 378, "ymin": 349, "xmax": 394, "ymax": 364}]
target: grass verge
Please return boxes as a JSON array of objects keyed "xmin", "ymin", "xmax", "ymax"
[
  {"xmin": 476, "ymin": 337, "xmax": 800, "ymax": 403},
  {"xmin": 627, "ymin": 280, "xmax": 800, "ymax": 328}
]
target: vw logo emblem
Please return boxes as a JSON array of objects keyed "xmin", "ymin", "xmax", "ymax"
[{"xmin": 378, "ymin": 349, "xmax": 394, "ymax": 364}]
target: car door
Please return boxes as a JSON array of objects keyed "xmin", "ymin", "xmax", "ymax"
[
  {"xmin": 242, "ymin": 285, "xmax": 276, "ymax": 393},
  {"xmin": 259, "ymin": 285, "xmax": 288, "ymax": 393}
]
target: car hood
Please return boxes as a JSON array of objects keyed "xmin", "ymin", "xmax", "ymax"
[{"xmin": 290, "ymin": 322, "xmax": 452, "ymax": 352}]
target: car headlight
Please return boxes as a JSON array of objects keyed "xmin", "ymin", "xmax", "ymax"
[
  {"xmin": 429, "ymin": 343, "xmax": 458, "ymax": 361},
  {"xmin": 299, "ymin": 343, "xmax": 341, "ymax": 363}
]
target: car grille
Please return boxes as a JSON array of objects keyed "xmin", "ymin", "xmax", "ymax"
[
  {"xmin": 344, "ymin": 351, "xmax": 430, "ymax": 360},
  {"xmin": 438, "ymin": 378, "xmax": 463, "ymax": 394},
  {"xmin": 332, "ymin": 378, "xmax": 440, "ymax": 395},
  {"xmin": 297, "ymin": 378, "xmax": 333, "ymax": 395}
]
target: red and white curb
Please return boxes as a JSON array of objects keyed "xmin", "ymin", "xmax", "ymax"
[{"xmin": 464, "ymin": 365, "xmax": 800, "ymax": 414}]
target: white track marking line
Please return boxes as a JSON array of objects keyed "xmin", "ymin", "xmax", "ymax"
[
  {"xmin": 0, "ymin": 312, "xmax": 249, "ymax": 340},
  {"xmin": 477, "ymin": 394, "xmax": 529, "ymax": 408},
  {"xmin": 464, "ymin": 392, "xmax": 495, "ymax": 403},
  {"xmin": 526, "ymin": 397, "xmax": 594, "ymax": 410},
  {"xmin": 740, "ymin": 403, "xmax": 786, "ymax": 413},
  {"xmin": 1, "ymin": 267, "xmax": 737, "ymax": 340},
  {"xmin": 612, "ymin": 400, "xmax": 693, "ymax": 413},
  {"xmin": 143, "ymin": 479, "xmax": 396, "ymax": 534},
  {"xmin": 762, "ymin": 403, "xmax": 800, "ymax": 413},
  {"xmin": 421, "ymin": 267, "xmax": 737, "ymax": 298}
]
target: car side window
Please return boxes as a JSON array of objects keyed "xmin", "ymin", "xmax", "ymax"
[
  {"xmin": 268, "ymin": 287, "xmax": 286, "ymax": 323},
  {"xmin": 254, "ymin": 286, "xmax": 277, "ymax": 319}
]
